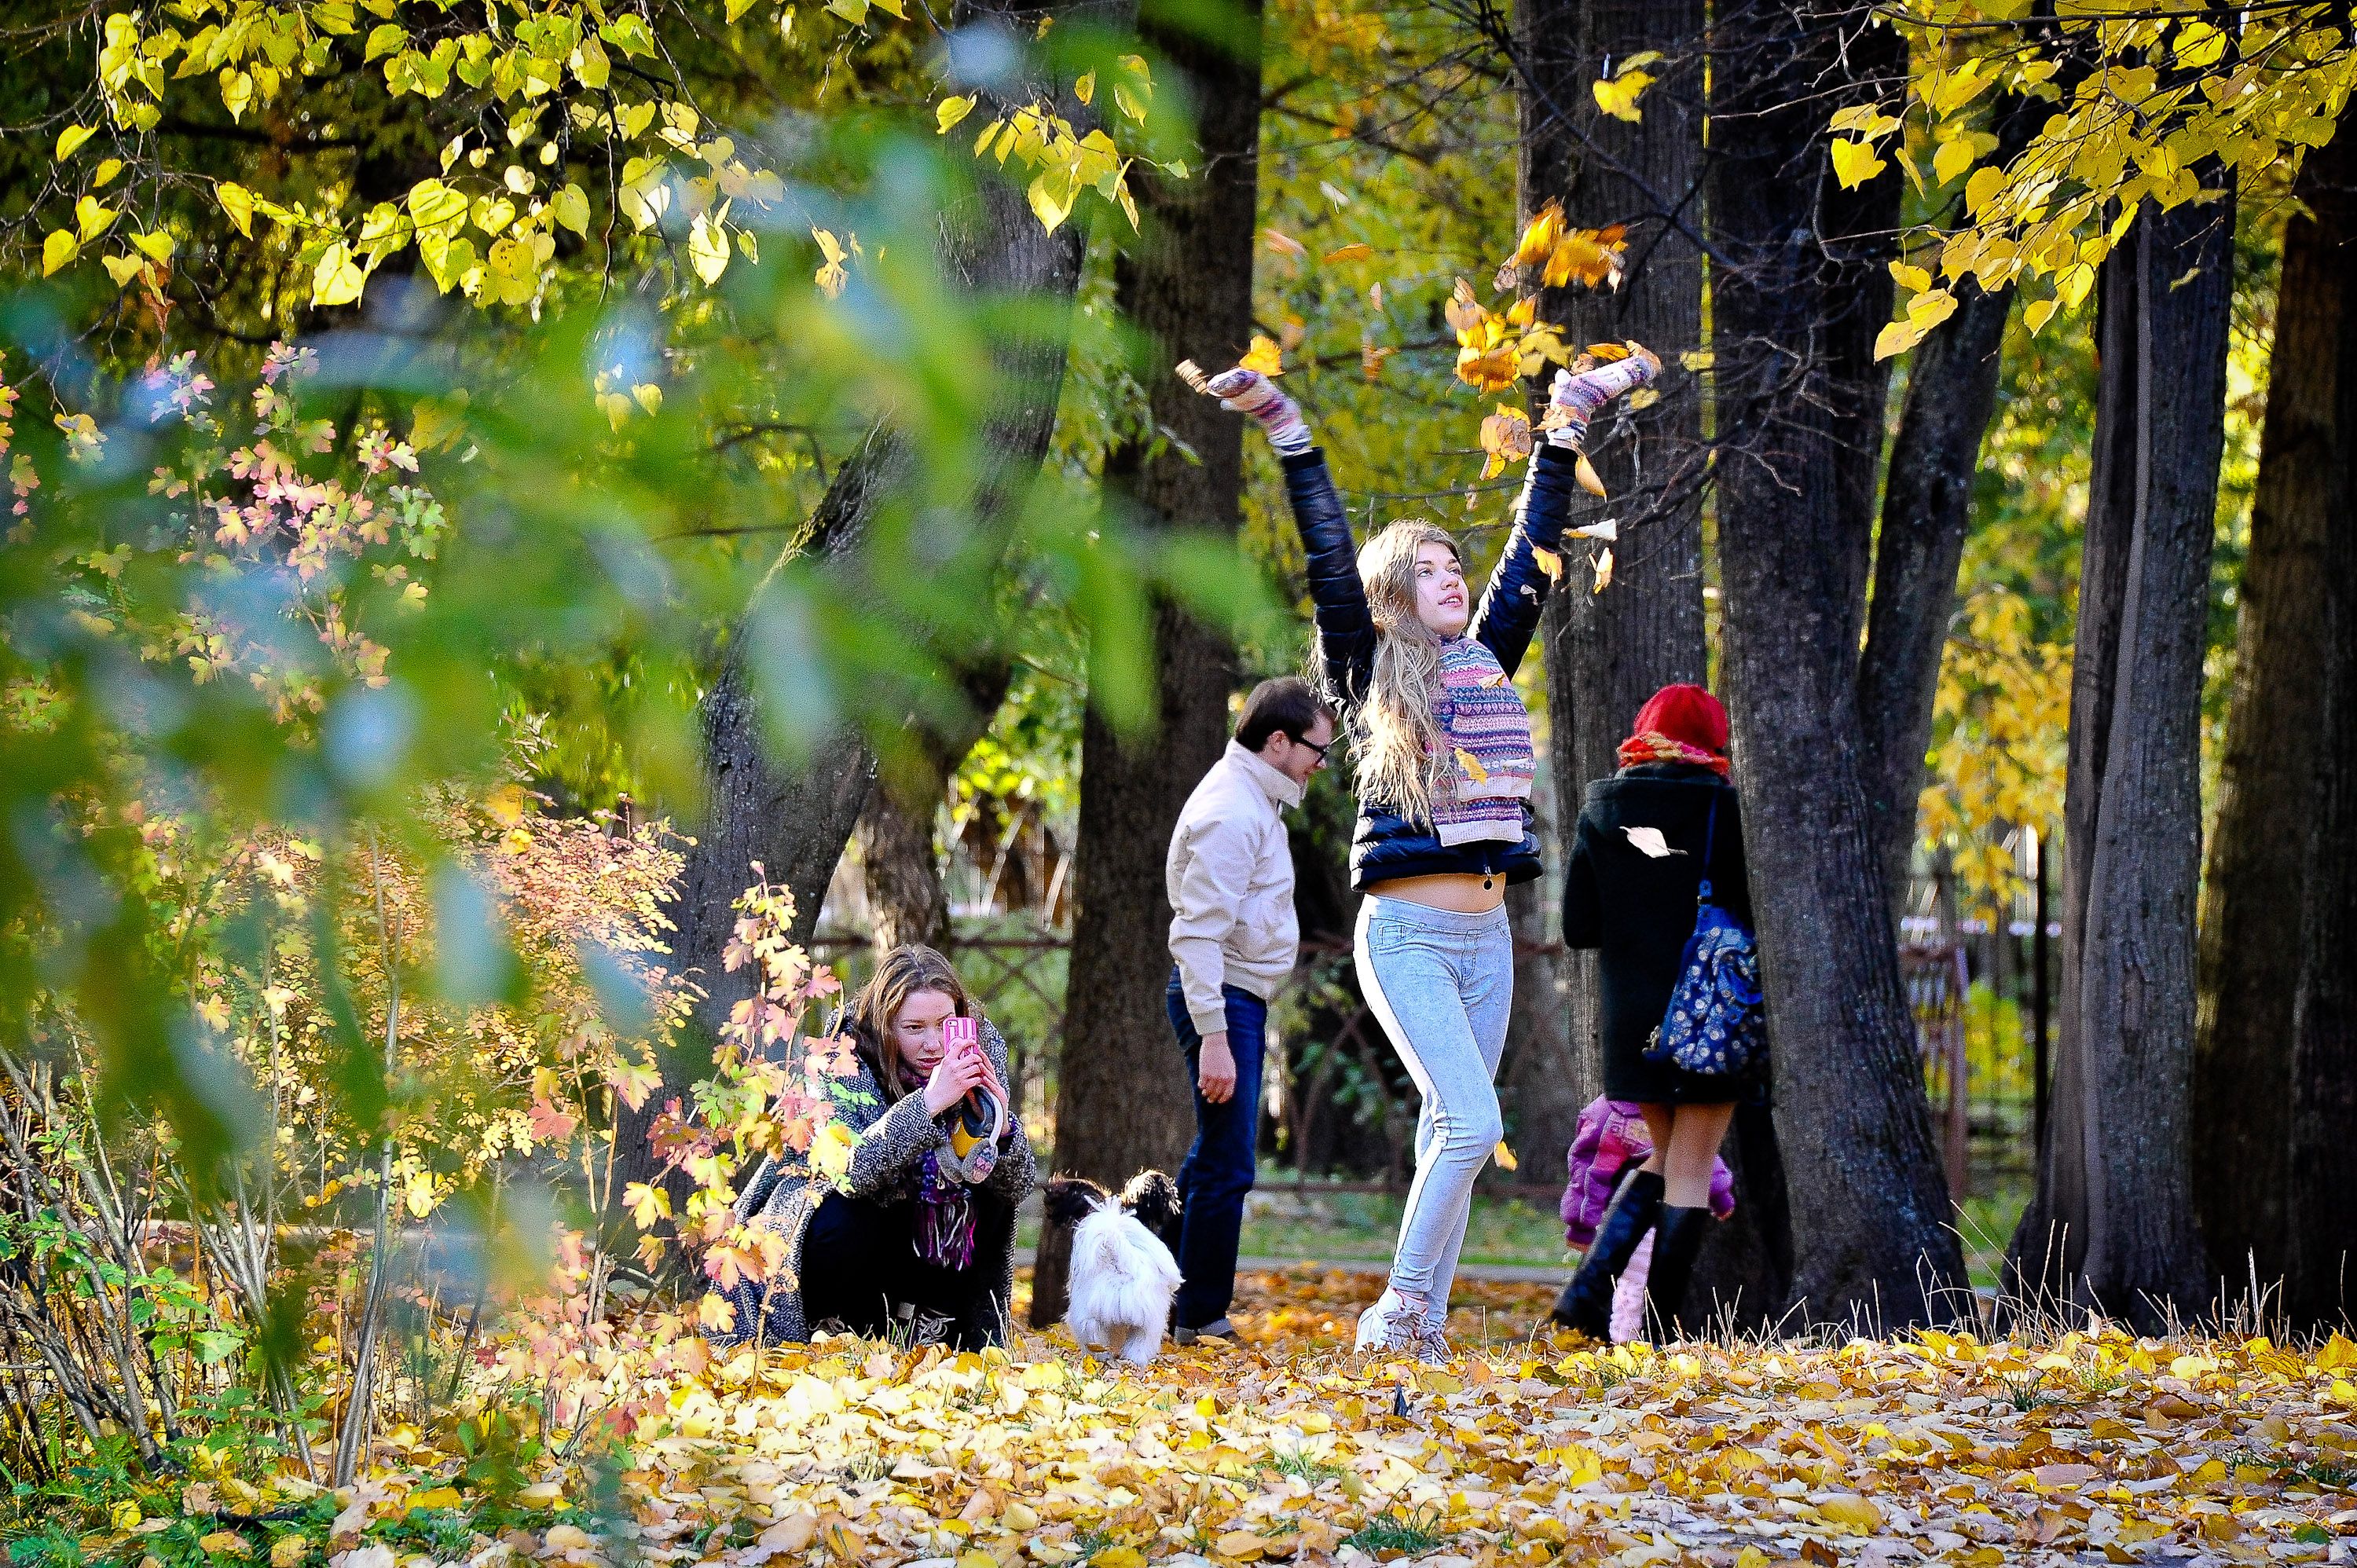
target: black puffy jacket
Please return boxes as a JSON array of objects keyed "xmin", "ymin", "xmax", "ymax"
[
  {"xmin": 1561, "ymin": 763, "xmax": 1754, "ymax": 1087},
  {"xmin": 1279, "ymin": 443, "xmax": 1582, "ymax": 889}
]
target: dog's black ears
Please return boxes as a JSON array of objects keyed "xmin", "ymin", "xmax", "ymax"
[
  {"xmin": 1043, "ymin": 1176, "xmax": 1109, "ymax": 1228},
  {"xmin": 1120, "ymin": 1169, "xmax": 1182, "ymax": 1231}
]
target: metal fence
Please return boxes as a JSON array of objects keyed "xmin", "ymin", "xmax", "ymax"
[
  {"xmin": 1899, "ymin": 832, "xmax": 2055, "ymax": 1203},
  {"xmin": 814, "ymin": 815, "xmax": 2053, "ymax": 1200}
]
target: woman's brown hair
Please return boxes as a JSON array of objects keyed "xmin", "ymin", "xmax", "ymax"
[{"xmin": 845, "ymin": 943, "xmax": 970, "ymax": 1103}]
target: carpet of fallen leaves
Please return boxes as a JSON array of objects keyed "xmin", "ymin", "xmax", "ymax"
[{"xmin": 117, "ymin": 1267, "xmax": 2357, "ymax": 1568}]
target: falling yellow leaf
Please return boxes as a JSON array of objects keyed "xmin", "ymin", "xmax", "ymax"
[
  {"xmin": 1591, "ymin": 546, "xmax": 1615, "ymax": 593},
  {"xmin": 1493, "ymin": 1139, "xmax": 1518, "ymax": 1171},
  {"xmin": 1239, "ymin": 334, "xmax": 1285, "ymax": 376},
  {"xmin": 1574, "ymin": 449, "xmax": 1607, "ymax": 497},
  {"xmin": 1530, "ymin": 545, "xmax": 1563, "ymax": 582},
  {"xmin": 1514, "ymin": 200, "xmax": 1563, "ymax": 266},
  {"xmin": 1263, "ymin": 227, "xmax": 1307, "ymax": 262},
  {"xmin": 1454, "ymin": 747, "xmax": 1490, "ymax": 784},
  {"xmin": 1321, "ymin": 241, "xmax": 1373, "ymax": 265},
  {"xmin": 1592, "ymin": 68, "xmax": 1654, "ymax": 123}
]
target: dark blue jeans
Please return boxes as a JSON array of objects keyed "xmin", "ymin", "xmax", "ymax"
[{"xmin": 1165, "ymin": 967, "xmax": 1267, "ymax": 1330}]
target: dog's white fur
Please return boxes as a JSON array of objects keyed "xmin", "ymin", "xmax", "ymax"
[{"xmin": 1064, "ymin": 1195, "xmax": 1184, "ymax": 1364}]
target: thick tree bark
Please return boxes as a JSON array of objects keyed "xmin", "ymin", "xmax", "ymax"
[
  {"xmin": 857, "ymin": 659, "xmax": 1020, "ymax": 954},
  {"xmin": 1709, "ymin": 0, "xmax": 1966, "ymax": 1328},
  {"xmin": 1853, "ymin": 283, "xmax": 2011, "ymax": 896},
  {"xmin": 1038, "ymin": 0, "xmax": 1266, "ymax": 1324},
  {"xmin": 2196, "ymin": 120, "xmax": 2352, "ymax": 1307},
  {"xmin": 858, "ymin": 786, "xmax": 951, "ymax": 954},
  {"xmin": 1515, "ymin": 0, "xmax": 1721, "ymax": 1234},
  {"xmin": 2286, "ymin": 268, "xmax": 2357, "ymax": 1324},
  {"xmin": 2010, "ymin": 181, "xmax": 2233, "ymax": 1331}
]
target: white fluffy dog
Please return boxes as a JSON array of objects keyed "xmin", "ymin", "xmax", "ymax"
[{"xmin": 1047, "ymin": 1172, "xmax": 1185, "ymax": 1365}]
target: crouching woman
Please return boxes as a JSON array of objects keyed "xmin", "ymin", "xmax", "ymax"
[{"xmin": 712, "ymin": 945, "xmax": 1036, "ymax": 1350}]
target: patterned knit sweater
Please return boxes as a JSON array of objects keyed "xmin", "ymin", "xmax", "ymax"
[{"xmin": 1431, "ymin": 639, "xmax": 1536, "ymax": 846}]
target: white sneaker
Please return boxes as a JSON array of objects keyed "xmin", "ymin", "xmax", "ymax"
[{"xmin": 1354, "ymin": 1288, "xmax": 1428, "ymax": 1355}]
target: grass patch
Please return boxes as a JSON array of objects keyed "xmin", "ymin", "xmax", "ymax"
[
  {"xmin": 1267, "ymin": 1450, "xmax": 1348, "ymax": 1486},
  {"xmin": 1344, "ymin": 1508, "xmax": 1450, "ymax": 1555}
]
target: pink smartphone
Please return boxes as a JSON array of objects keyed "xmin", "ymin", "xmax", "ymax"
[{"xmin": 942, "ymin": 1015, "xmax": 979, "ymax": 1056}]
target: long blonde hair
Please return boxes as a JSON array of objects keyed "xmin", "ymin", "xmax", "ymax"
[
  {"xmin": 1347, "ymin": 518, "xmax": 1461, "ymax": 826},
  {"xmin": 847, "ymin": 944, "xmax": 970, "ymax": 1104}
]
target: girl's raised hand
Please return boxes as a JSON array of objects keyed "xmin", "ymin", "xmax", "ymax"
[
  {"xmin": 1204, "ymin": 367, "xmax": 1312, "ymax": 454},
  {"xmin": 1542, "ymin": 344, "xmax": 1662, "ymax": 450}
]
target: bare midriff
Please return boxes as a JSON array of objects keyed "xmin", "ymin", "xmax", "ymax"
[{"xmin": 1365, "ymin": 871, "xmax": 1505, "ymax": 914}]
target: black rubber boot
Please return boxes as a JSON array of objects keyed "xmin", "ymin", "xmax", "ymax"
[
  {"xmin": 1549, "ymin": 1167, "xmax": 1665, "ymax": 1336},
  {"xmin": 1642, "ymin": 1205, "xmax": 1712, "ymax": 1341}
]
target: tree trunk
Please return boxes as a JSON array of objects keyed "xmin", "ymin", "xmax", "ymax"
[
  {"xmin": 1515, "ymin": 0, "xmax": 1715, "ymax": 1219},
  {"xmin": 1040, "ymin": 0, "xmax": 1266, "ymax": 1323},
  {"xmin": 1854, "ymin": 284, "xmax": 2011, "ymax": 896},
  {"xmin": 1708, "ymin": 0, "xmax": 1966, "ymax": 1328},
  {"xmin": 632, "ymin": 0, "xmax": 1113, "ymax": 1262},
  {"xmin": 858, "ymin": 786, "xmax": 951, "ymax": 954},
  {"xmin": 1853, "ymin": 89, "xmax": 2043, "ymax": 894},
  {"xmin": 2011, "ymin": 181, "xmax": 2234, "ymax": 1331},
  {"xmin": 2286, "ymin": 281, "xmax": 2357, "ymax": 1322},
  {"xmin": 2196, "ymin": 119, "xmax": 2352, "ymax": 1306}
]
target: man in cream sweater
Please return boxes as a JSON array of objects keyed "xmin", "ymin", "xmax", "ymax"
[{"xmin": 1164, "ymin": 676, "xmax": 1335, "ymax": 1343}]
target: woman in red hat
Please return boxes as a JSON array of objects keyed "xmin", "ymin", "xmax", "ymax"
[{"xmin": 1548, "ymin": 683, "xmax": 1754, "ymax": 1340}]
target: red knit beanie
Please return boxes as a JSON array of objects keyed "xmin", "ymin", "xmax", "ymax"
[{"xmin": 1629, "ymin": 683, "xmax": 1728, "ymax": 756}]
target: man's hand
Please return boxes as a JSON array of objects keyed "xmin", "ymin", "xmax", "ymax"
[{"xmin": 1197, "ymin": 1031, "xmax": 1238, "ymax": 1105}]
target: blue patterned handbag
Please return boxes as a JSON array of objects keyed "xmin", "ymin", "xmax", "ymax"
[{"xmin": 1642, "ymin": 797, "xmax": 1767, "ymax": 1077}]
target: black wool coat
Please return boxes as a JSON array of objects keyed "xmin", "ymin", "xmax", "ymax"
[{"xmin": 1561, "ymin": 761, "xmax": 1756, "ymax": 1105}]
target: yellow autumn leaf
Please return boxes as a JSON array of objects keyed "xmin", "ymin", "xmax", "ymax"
[
  {"xmin": 313, "ymin": 241, "xmax": 367, "ymax": 306},
  {"xmin": 1889, "ymin": 260, "xmax": 1932, "ymax": 292},
  {"xmin": 1493, "ymin": 1139, "xmax": 1518, "ymax": 1171},
  {"xmin": 2024, "ymin": 297, "xmax": 2058, "ymax": 334},
  {"xmin": 1933, "ymin": 135, "xmax": 1976, "ymax": 187},
  {"xmin": 1073, "ymin": 71, "xmax": 1094, "ymax": 106},
  {"xmin": 101, "ymin": 253, "xmax": 144, "ymax": 286},
  {"xmin": 1818, "ymin": 1494, "xmax": 1884, "ymax": 1532},
  {"xmin": 1321, "ymin": 241, "xmax": 1373, "ymax": 264},
  {"xmin": 1530, "ymin": 545, "xmax": 1563, "ymax": 582},
  {"xmin": 1591, "ymin": 546, "xmax": 1615, "ymax": 593},
  {"xmin": 57, "ymin": 123, "xmax": 97, "ymax": 159},
  {"xmin": 1592, "ymin": 68, "xmax": 1653, "ymax": 123},
  {"xmin": 217, "ymin": 181, "xmax": 256, "ymax": 238},
  {"xmin": 1028, "ymin": 172, "xmax": 1073, "ymax": 233},
  {"xmin": 76, "ymin": 196, "xmax": 119, "ymax": 240},
  {"xmin": 1263, "ymin": 226, "xmax": 1307, "ymax": 262},
  {"xmin": 688, "ymin": 214, "xmax": 730, "ymax": 284},
  {"xmin": 937, "ymin": 94, "xmax": 975, "ymax": 134},
  {"xmin": 1874, "ymin": 319, "xmax": 1926, "ymax": 361},
  {"xmin": 41, "ymin": 229, "xmax": 78, "ymax": 276},
  {"xmin": 1830, "ymin": 137, "xmax": 1888, "ymax": 189},
  {"xmin": 1239, "ymin": 334, "xmax": 1285, "ymax": 376},
  {"xmin": 1574, "ymin": 449, "xmax": 1606, "ymax": 496},
  {"xmin": 1454, "ymin": 747, "xmax": 1489, "ymax": 784}
]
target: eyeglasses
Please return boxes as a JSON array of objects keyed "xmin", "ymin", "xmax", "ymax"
[{"xmin": 1288, "ymin": 733, "xmax": 1332, "ymax": 760}]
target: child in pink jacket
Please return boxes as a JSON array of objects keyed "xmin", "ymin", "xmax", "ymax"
[{"xmin": 1560, "ymin": 1098, "xmax": 1735, "ymax": 1342}]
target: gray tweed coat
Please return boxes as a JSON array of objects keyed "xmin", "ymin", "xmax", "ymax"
[{"xmin": 709, "ymin": 1017, "xmax": 1035, "ymax": 1346}]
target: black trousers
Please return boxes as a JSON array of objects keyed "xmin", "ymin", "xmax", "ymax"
[{"xmin": 800, "ymin": 1192, "xmax": 1014, "ymax": 1349}]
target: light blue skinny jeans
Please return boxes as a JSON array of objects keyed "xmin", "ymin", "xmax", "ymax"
[{"xmin": 1354, "ymin": 893, "xmax": 1515, "ymax": 1322}]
